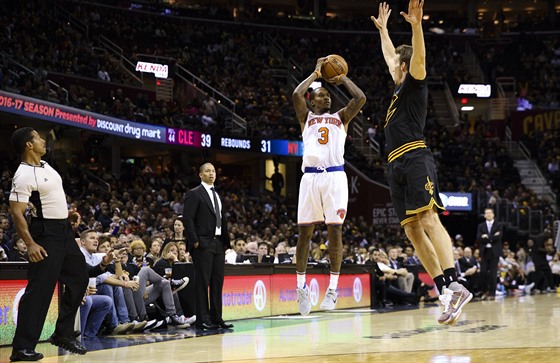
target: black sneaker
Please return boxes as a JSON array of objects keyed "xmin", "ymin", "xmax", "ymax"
[
  {"xmin": 47, "ymin": 333, "xmax": 87, "ymax": 355},
  {"xmin": 9, "ymin": 348, "xmax": 44, "ymax": 361},
  {"xmin": 170, "ymin": 277, "xmax": 189, "ymax": 293},
  {"xmin": 166, "ymin": 314, "xmax": 190, "ymax": 328}
]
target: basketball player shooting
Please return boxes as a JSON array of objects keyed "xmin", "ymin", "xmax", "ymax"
[{"xmin": 292, "ymin": 56, "xmax": 366, "ymax": 315}]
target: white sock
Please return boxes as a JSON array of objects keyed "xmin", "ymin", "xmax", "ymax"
[
  {"xmin": 328, "ymin": 272, "xmax": 340, "ymax": 290},
  {"xmin": 297, "ymin": 273, "xmax": 306, "ymax": 289}
]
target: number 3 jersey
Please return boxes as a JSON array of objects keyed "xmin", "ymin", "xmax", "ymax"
[{"xmin": 301, "ymin": 111, "xmax": 346, "ymax": 172}]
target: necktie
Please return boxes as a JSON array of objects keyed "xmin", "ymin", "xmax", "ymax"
[{"xmin": 211, "ymin": 187, "xmax": 221, "ymax": 228}]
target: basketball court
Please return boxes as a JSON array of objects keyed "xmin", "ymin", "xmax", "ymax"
[{"xmin": 1, "ymin": 293, "xmax": 558, "ymax": 362}]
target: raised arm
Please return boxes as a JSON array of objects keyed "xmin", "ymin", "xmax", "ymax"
[
  {"xmin": 401, "ymin": 0, "xmax": 426, "ymax": 80},
  {"xmin": 332, "ymin": 76, "xmax": 366, "ymax": 129},
  {"xmin": 371, "ymin": 2, "xmax": 399, "ymax": 82},
  {"xmin": 293, "ymin": 57, "xmax": 326, "ymax": 129}
]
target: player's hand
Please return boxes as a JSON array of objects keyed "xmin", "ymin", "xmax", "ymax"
[
  {"xmin": 326, "ymin": 74, "xmax": 345, "ymax": 85},
  {"xmin": 400, "ymin": 0, "xmax": 423, "ymax": 26},
  {"xmin": 314, "ymin": 57, "xmax": 327, "ymax": 78},
  {"xmin": 371, "ymin": 2, "xmax": 392, "ymax": 31},
  {"xmin": 27, "ymin": 242, "xmax": 48, "ymax": 263}
]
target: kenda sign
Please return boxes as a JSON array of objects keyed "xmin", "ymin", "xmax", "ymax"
[{"xmin": 135, "ymin": 61, "xmax": 169, "ymax": 78}]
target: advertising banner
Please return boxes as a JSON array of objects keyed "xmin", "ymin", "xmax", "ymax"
[
  {"xmin": 0, "ymin": 91, "xmax": 166, "ymax": 143},
  {"xmin": 222, "ymin": 275, "xmax": 272, "ymax": 320},
  {"xmin": 0, "ymin": 281, "xmax": 59, "ymax": 346},
  {"xmin": 222, "ymin": 273, "xmax": 370, "ymax": 320},
  {"xmin": 509, "ymin": 109, "xmax": 560, "ymax": 140}
]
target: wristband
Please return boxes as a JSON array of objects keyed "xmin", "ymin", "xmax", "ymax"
[{"xmin": 313, "ymin": 70, "xmax": 320, "ymax": 79}]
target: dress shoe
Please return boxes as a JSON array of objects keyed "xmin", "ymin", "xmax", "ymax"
[
  {"xmin": 9, "ymin": 349, "xmax": 44, "ymax": 362},
  {"xmin": 216, "ymin": 321, "xmax": 234, "ymax": 329},
  {"xmin": 196, "ymin": 322, "xmax": 219, "ymax": 330},
  {"xmin": 48, "ymin": 333, "xmax": 87, "ymax": 355}
]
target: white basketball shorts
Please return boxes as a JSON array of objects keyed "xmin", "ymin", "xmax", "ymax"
[{"xmin": 297, "ymin": 171, "xmax": 348, "ymax": 225}]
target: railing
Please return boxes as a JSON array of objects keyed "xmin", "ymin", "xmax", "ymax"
[
  {"xmin": 174, "ymin": 64, "xmax": 247, "ymax": 135},
  {"xmin": 263, "ymin": 33, "xmax": 284, "ymax": 59},
  {"xmin": 479, "ymin": 197, "xmax": 548, "ymax": 236},
  {"xmin": 1, "ymin": 53, "xmax": 69, "ymax": 104},
  {"xmin": 463, "ymin": 42, "xmax": 486, "ymax": 83},
  {"xmin": 98, "ymin": 36, "xmax": 144, "ymax": 85},
  {"xmin": 443, "ymin": 81, "xmax": 460, "ymax": 126},
  {"xmin": 496, "ymin": 77, "xmax": 516, "ymax": 98},
  {"xmin": 54, "ymin": 3, "xmax": 89, "ymax": 37},
  {"xmin": 84, "ymin": 170, "xmax": 111, "ymax": 193},
  {"xmin": 427, "ymin": 76, "xmax": 460, "ymax": 127}
]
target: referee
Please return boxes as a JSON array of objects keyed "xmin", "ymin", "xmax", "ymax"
[{"xmin": 9, "ymin": 127, "xmax": 88, "ymax": 362}]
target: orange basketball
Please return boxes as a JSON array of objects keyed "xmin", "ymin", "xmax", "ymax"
[{"xmin": 321, "ymin": 54, "xmax": 348, "ymax": 81}]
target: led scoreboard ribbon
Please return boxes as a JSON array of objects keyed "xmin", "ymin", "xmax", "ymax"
[
  {"xmin": 0, "ymin": 90, "xmax": 303, "ymax": 157},
  {"xmin": 165, "ymin": 128, "xmax": 303, "ymax": 156}
]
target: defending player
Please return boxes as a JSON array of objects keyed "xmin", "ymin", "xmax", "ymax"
[{"xmin": 371, "ymin": 1, "xmax": 472, "ymax": 324}]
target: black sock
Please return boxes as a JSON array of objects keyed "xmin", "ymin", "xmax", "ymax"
[
  {"xmin": 444, "ymin": 268, "xmax": 458, "ymax": 285},
  {"xmin": 433, "ymin": 275, "xmax": 446, "ymax": 294}
]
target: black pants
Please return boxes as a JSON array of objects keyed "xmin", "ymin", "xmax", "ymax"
[
  {"xmin": 480, "ymin": 257, "xmax": 499, "ymax": 296},
  {"xmin": 12, "ymin": 219, "xmax": 88, "ymax": 350},
  {"xmin": 191, "ymin": 237, "xmax": 225, "ymax": 324}
]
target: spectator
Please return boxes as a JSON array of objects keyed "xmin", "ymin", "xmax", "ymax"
[{"xmin": 9, "ymin": 233, "xmax": 28, "ymax": 262}]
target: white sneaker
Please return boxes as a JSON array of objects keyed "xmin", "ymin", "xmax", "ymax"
[
  {"xmin": 523, "ymin": 282, "xmax": 535, "ymax": 295},
  {"xmin": 180, "ymin": 315, "xmax": 197, "ymax": 325},
  {"xmin": 437, "ymin": 283, "xmax": 472, "ymax": 325},
  {"xmin": 144, "ymin": 320, "xmax": 164, "ymax": 331},
  {"xmin": 128, "ymin": 320, "xmax": 148, "ymax": 333},
  {"xmin": 297, "ymin": 285, "xmax": 311, "ymax": 316},
  {"xmin": 320, "ymin": 288, "xmax": 338, "ymax": 310}
]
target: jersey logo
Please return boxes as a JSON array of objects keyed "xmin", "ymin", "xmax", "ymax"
[
  {"xmin": 384, "ymin": 94, "xmax": 398, "ymax": 127},
  {"xmin": 424, "ymin": 176, "xmax": 434, "ymax": 195},
  {"xmin": 44, "ymin": 178, "xmax": 48, "ymax": 182},
  {"xmin": 337, "ymin": 209, "xmax": 346, "ymax": 219}
]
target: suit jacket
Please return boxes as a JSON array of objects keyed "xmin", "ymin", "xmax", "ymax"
[
  {"xmin": 183, "ymin": 184, "xmax": 230, "ymax": 252},
  {"xmin": 476, "ymin": 220, "xmax": 503, "ymax": 259},
  {"xmin": 459, "ymin": 256, "xmax": 480, "ymax": 272}
]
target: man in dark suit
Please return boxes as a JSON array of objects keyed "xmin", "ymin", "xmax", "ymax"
[
  {"xmin": 476, "ymin": 208, "xmax": 503, "ymax": 300},
  {"xmin": 183, "ymin": 163, "xmax": 233, "ymax": 330},
  {"xmin": 458, "ymin": 247, "xmax": 481, "ymax": 296}
]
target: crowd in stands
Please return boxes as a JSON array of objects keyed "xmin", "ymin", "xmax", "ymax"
[
  {"xmin": 1, "ymin": 151, "xmax": 558, "ymax": 311},
  {"xmin": 0, "ymin": 1, "xmax": 559, "ymax": 315}
]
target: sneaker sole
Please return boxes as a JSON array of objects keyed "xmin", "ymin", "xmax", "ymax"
[
  {"xmin": 319, "ymin": 302, "xmax": 337, "ymax": 310},
  {"xmin": 446, "ymin": 292, "xmax": 473, "ymax": 325},
  {"xmin": 48, "ymin": 338, "xmax": 87, "ymax": 355},
  {"xmin": 298, "ymin": 307, "xmax": 311, "ymax": 316}
]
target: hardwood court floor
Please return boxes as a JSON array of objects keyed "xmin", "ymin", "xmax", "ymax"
[{"xmin": 2, "ymin": 293, "xmax": 559, "ymax": 363}]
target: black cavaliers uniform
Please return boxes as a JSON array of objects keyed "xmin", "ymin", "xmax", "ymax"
[{"xmin": 384, "ymin": 73, "xmax": 445, "ymax": 225}]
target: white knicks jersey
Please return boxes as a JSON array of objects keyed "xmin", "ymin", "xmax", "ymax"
[{"xmin": 301, "ymin": 111, "xmax": 346, "ymax": 171}]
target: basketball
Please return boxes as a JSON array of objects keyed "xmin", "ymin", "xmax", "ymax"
[{"xmin": 321, "ymin": 54, "xmax": 348, "ymax": 81}]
